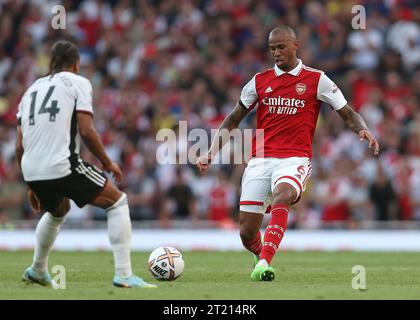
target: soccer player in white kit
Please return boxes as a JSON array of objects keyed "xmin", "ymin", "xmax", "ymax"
[
  {"xmin": 197, "ymin": 26, "xmax": 380, "ymax": 281},
  {"xmin": 16, "ymin": 41, "xmax": 156, "ymax": 288}
]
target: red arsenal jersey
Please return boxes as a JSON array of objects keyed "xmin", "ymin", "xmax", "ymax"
[{"xmin": 240, "ymin": 59, "xmax": 347, "ymax": 159}]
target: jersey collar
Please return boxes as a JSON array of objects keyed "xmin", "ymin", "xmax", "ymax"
[{"xmin": 274, "ymin": 59, "xmax": 302, "ymax": 76}]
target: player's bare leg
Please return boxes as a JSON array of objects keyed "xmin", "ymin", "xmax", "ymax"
[
  {"xmin": 251, "ymin": 183, "xmax": 296, "ymax": 281},
  {"xmin": 91, "ymin": 180, "xmax": 156, "ymax": 288},
  {"xmin": 23, "ymin": 198, "xmax": 70, "ymax": 287},
  {"xmin": 239, "ymin": 211, "xmax": 264, "ymax": 266}
]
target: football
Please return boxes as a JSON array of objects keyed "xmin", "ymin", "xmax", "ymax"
[{"xmin": 148, "ymin": 247, "xmax": 184, "ymax": 281}]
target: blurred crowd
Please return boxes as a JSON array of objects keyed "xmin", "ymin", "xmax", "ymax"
[{"xmin": 0, "ymin": 0, "xmax": 420, "ymax": 228}]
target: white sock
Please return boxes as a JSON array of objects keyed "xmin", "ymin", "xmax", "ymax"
[
  {"xmin": 106, "ymin": 193, "xmax": 133, "ymax": 278},
  {"xmin": 32, "ymin": 212, "xmax": 65, "ymax": 273},
  {"xmin": 256, "ymin": 259, "xmax": 269, "ymax": 268}
]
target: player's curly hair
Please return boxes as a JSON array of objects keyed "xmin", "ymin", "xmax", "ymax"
[{"xmin": 49, "ymin": 40, "xmax": 79, "ymax": 77}]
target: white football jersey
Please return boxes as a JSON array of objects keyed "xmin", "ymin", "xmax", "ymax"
[{"xmin": 17, "ymin": 71, "xmax": 94, "ymax": 181}]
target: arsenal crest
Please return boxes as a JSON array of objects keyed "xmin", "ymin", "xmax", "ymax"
[
  {"xmin": 297, "ymin": 165, "xmax": 305, "ymax": 175},
  {"xmin": 296, "ymin": 83, "xmax": 306, "ymax": 95}
]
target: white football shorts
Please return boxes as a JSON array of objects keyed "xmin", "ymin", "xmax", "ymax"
[{"xmin": 239, "ymin": 157, "xmax": 312, "ymax": 214}]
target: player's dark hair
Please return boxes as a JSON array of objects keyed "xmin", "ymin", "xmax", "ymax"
[
  {"xmin": 269, "ymin": 25, "xmax": 297, "ymax": 39},
  {"xmin": 49, "ymin": 40, "xmax": 79, "ymax": 77}
]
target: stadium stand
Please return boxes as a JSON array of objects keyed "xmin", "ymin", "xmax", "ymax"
[{"xmin": 0, "ymin": 0, "xmax": 419, "ymax": 230}]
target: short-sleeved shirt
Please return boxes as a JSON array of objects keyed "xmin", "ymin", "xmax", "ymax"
[
  {"xmin": 239, "ymin": 59, "xmax": 347, "ymax": 159},
  {"xmin": 17, "ymin": 72, "xmax": 94, "ymax": 181}
]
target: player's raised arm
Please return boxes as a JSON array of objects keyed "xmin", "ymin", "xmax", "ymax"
[
  {"xmin": 196, "ymin": 101, "xmax": 250, "ymax": 171},
  {"xmin": 316, "ymin": 72, "xmax": 379, "ymax": 156},
  {"xmin": 77, "ymin": 112, "xmax": 123, "ymax": 182},
  {"xmin": 336, "ymin": 104, "xmax": 379, "ymax": 155}
]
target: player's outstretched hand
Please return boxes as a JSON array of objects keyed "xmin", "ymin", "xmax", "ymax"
[
  {"xmin": 196, "ymin": 154, "xmax": 212, "ymax": 172},
  {"xmin": 28, "ymin": 189, "xmax": 41, "ymax": 214},
  {"xmin": 103, "ymin": 161, "xmax": 123, "ymax": 183},
  {"xmin": 359, "ymin": 129, "xmax": 379, "ymax": 156}
]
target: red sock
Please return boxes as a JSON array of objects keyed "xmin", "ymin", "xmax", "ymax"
[
  {"xmin": 260, "ymin": 204, "xmax": 289, "ymax": 264},
  {"xmin": 242, "ymin": 230, "xmax": 262, "ymax": 256}
]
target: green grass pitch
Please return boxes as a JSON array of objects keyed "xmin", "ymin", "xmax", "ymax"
[{"xmin": 1, "ymin": 250, "xmax": 419, "ymax": 300}]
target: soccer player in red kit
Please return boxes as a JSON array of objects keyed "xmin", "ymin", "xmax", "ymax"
[{"xmin": 197, "ymin": 26, "xmax": 379, "ymax": 281}]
